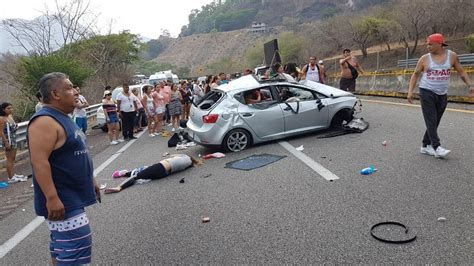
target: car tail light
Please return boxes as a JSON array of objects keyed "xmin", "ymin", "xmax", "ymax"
[{"xmin": 203, "ymin": 114, "xmax": 219, "ymax": 123}]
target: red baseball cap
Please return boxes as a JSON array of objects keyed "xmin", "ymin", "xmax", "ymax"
[{"xmin": 427, "ymin": 33, "xmax": 448, "ymax": 46}]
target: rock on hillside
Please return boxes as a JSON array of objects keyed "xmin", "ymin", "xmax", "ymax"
[{"xmin": 153, "ymin": 29, "xmax": 270, "ymax": 76}]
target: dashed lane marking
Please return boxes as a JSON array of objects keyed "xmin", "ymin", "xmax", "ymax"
[{"xmin": 279, "ymin": 141, "xmax": 340, "ymax": 181}]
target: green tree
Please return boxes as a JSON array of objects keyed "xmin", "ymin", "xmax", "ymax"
[
  {"xmin": 65, "ymin": 31, "xmax": 141, "ymax": 86},
  {"xmin": 135, "ymin": 60, "xmax": 176, "ymax": 76},
  {"xmin": 142, "ymin": 39, "xmax": 166, "ymax": 60},
  {"xmin": 206, "ymin": 57, "xmax": 241, "ymax": 74},
  {"xmin": 350, "ymin": 16, "xmax": 382, "ymax": 57},
  {"xmin": 176, "ymin": 67, "xmax": 191, "ymax": 78},
  {"xmin": 16, "ymin": 53, "xmax": 91, "ymax": 119},
  {"xmin": 279, "ymin": 32, "xmax": 306, "ymax": 63},
  {"xmin": 466, "ymin": 34, "xmax": 474, "ymax": 53}
]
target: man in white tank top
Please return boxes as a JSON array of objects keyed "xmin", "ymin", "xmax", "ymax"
[
  {"xmin": 301, "ymin": 56, "xmax": 325, "ymax": 84},
  {"xmin": 408, "ymin": 33, "xmax": 474, "ymax": 158}
]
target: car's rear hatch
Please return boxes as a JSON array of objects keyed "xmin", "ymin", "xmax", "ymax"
[{"xmin": 188, "ymin": 90, "xmax": 225, "ymax": 128}]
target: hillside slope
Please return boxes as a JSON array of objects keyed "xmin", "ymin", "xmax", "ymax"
[{"xmin": 154, "ymin": 29, "xmax": 273, "ymax": 75}]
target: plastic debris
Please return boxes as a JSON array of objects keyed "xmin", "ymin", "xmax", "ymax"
[
  {"xmin": 437, "ymin": 217, "xmax": 447, "ymax": 222},
  {"xmin": 184, "ymin": 142, "xmax": 196, "ymax": 147},
  {"xmin": 360, "ymin": 166, "xmax": 377, "ymax": 175},
  {"xmin": 179, "ymin": 178, "xmax": 185, "ymax": 183},
  {"xmin": 225, "ymin": 154, "xmax": 286, "ymax": 171},
  {"xmin": 162, "ymin": 152, "xmax": 170, "ymax": 157},
  {"xmin": 202, "ymin": 217, "xmax": 210, "ymax": 223},
  {"xmin": 176, "ymin": 144, "xmax": 187, "ymax": 150},
  {"xmin": 201, "ymin": 173, "xmax": 212, "ymax": 179},
  {"xmin": 296, "ymin": 145, "xmax": 304, "ymax": 151},
  {"xmin": 22, "ymin": 209, "xmax": 25, "ymax": 212},
  {"xmin": 382, "ymin": 140, "xmax": 388, "ymax": 146},
  {"xmin": 99, "ymin": 184, "xmax": 107, "ymax": 190},
  {"xmin": 0, "ymin": 182, "xmax": 9, "ymax": 189},
  {"xmin": 203, "ymin": 152, "xmax": 226, "ymax": 159},
  {"xmin": 113, "ymin": 170, "xmax": 129, "ymax": 179}
]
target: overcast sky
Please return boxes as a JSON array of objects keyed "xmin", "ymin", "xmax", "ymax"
[{"xmin": 0, "ymin": 0, "xmax": 214, "ymax": 38}]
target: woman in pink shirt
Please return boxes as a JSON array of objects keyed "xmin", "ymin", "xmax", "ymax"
[{"xmin": 152, "ymin": 84, "xmax": 166, "ymax": 134}]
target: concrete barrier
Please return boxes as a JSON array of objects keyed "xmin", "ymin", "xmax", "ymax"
[{"xmin": 326, "ymin": 70, "xmax": 474, "ymax": 103}]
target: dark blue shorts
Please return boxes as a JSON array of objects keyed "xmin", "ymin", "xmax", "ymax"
[
  {"xmin": 107, "ymin": 113, "xmax": 119, "ymax": 124},
  {"xmin": 75, "ymin": 117, "xmax": 88, "ymax": 133},
  {"xmin": 48, "ymin": 208, "xmax": 92, "ymax": 265}
]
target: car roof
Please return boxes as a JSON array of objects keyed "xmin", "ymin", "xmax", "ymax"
[
  {"xmin": 216, "ymin": 74, "xmax": 298, "ymax": 93},
  {"xmin": 214, "ymin": 75, "xmax": 354, "ymax": 98}
]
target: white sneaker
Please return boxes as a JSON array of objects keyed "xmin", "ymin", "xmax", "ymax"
[
  {"xmin": 116, "ymin": 138, "xmax": 125, "ymax": 143},
  {"xmin": 178, "ymin": 127, "xmax": 184, "ymax": 130},
  {"xmin": 434, "ymin": 146, "xmax": 451, "ymax": 158},
  {"xmin": 8, "ymin": 174, "xmax": 28, "ymax": 183},
  {"xmin": 110, "ymin": 140, "xmax": 119, "ymax": 145},
  {"xmin": 149, "ymin": 134, "xmax": 155, "ymax": 138},
  {"xmin": 420, "ymin": 145, "xmax": 435, "ymax": 156},
  {"xmin": 171, "ymin": 128, "xmax": 176, "ymax": 132}
]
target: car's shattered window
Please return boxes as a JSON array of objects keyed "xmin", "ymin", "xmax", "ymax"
[
  {"xmin": 276, "ymin": 86, "xmax": 315, "ymax": 102},
  {"xmin": 198, "ymin": 91, "xmax": 223, "ymax": 110}
]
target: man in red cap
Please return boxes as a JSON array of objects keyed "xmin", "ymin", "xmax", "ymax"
[{"xmin": 408, "ymin": 33, "xmax": 474, "ymax": 158}]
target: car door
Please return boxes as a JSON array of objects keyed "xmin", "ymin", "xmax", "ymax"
[
  {"xmin": 276, "ymin": 85, "xmax": 329, "ymax": 134},
  {"xmin": 237, "ymin": 86, "xmax": 285, "ymax": 140}
]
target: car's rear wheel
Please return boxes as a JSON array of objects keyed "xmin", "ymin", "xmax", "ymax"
[
  {"xmin": 330, "ymin": 109, "xmax": 354, "ymax": 129},
  {"xmin": 223, "ymin": 129, "xmax": 251, "ymax": 152}
]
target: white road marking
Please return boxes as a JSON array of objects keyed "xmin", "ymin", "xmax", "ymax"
[
  {"xmin": 0, "ymin": 217, "xmax": 44, "ymax": 258},
  {"xmin": 362, "ymin": 99, "xmax": 474, "ymax": 114},
  {"xmin": 0, "ymin": 130, "xmax": 146, "ymax": 259},
  {"xmin": 279, "ymin": 141, "xmax": 340, "ymax": 181}
]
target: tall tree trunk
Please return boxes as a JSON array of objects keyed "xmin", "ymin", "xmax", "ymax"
[{"xmin": 410, "ymin": 36, "xmax": 419, "ymax": 57}]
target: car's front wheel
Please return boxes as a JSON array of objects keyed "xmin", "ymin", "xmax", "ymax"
[
  {"xmin": 223, "ymin": 129, "xmax": 251, "ymax": 152},
  {"xmin": 330, "ymin": 108, "xmax": 354, "ymax": 129}
]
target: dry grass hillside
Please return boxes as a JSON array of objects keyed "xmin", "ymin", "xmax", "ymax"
[
  {"xmin": 154, "ymin": 29, "xmax": 275, "ymax": 76},
  {"xmin": 155, "ymin": 28, "xmax": 472, "ymax": 77}
]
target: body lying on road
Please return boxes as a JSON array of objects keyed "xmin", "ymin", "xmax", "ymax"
[{"xmin": 105, "ymin": 154, "xmax": 202, "ymax": 194}]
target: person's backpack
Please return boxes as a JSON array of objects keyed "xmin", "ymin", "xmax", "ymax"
[
  {"xmin": 168, "ymin": 133, "xmax": 181, "ymax": 147},
  {"xmin": 346, "ymin": 61, "xmax": 359, "ymax": 80}
]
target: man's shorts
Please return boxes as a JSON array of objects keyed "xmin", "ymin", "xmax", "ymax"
[
  {"xmin": 47, "ymin": 208, "xmax": 92, "ymax": 265},
  {"xmin": 75, "ymin": 117, "xmax": 88, "ymax": 133}
]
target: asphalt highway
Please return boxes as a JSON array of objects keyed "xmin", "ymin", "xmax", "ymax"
[{"xmin": 1, "ymin": 97, "xmax": 473, "ymax": 264}]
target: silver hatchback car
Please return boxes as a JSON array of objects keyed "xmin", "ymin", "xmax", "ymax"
[{"xmin": 187, "ymin": 75, "xmax": 359, "ymax": 152}]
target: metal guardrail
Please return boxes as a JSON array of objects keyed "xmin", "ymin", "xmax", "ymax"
[
  {"xmin": 398, "ymin": 53, "xmax": 474, "ymax": 69},
  {"xmin": 15, "ymin": 103, "xmax": 102, "ymax": 149}
]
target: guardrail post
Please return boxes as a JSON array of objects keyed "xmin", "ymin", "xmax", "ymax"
[{"xmin": 405, "ymin": 48, "xmax": 409, "ymax": 70}]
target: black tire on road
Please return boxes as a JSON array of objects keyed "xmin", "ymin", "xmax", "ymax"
[
  {"xmin": 222, "ymin": 129, "xmax": 251, "ymax": 152},
  {"xmin": 330, "ymin": 109, "xmax": 354, "ymax": 129}
]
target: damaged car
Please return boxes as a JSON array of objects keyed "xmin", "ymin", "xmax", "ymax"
[{"xmin": 187, "ymin": 74, "xmax": 360, "ymax": 152}]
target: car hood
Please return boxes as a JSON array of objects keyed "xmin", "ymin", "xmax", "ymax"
[{"xmin": 300, "ymin": 80, "xmax": 354, "ymax": 98}]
